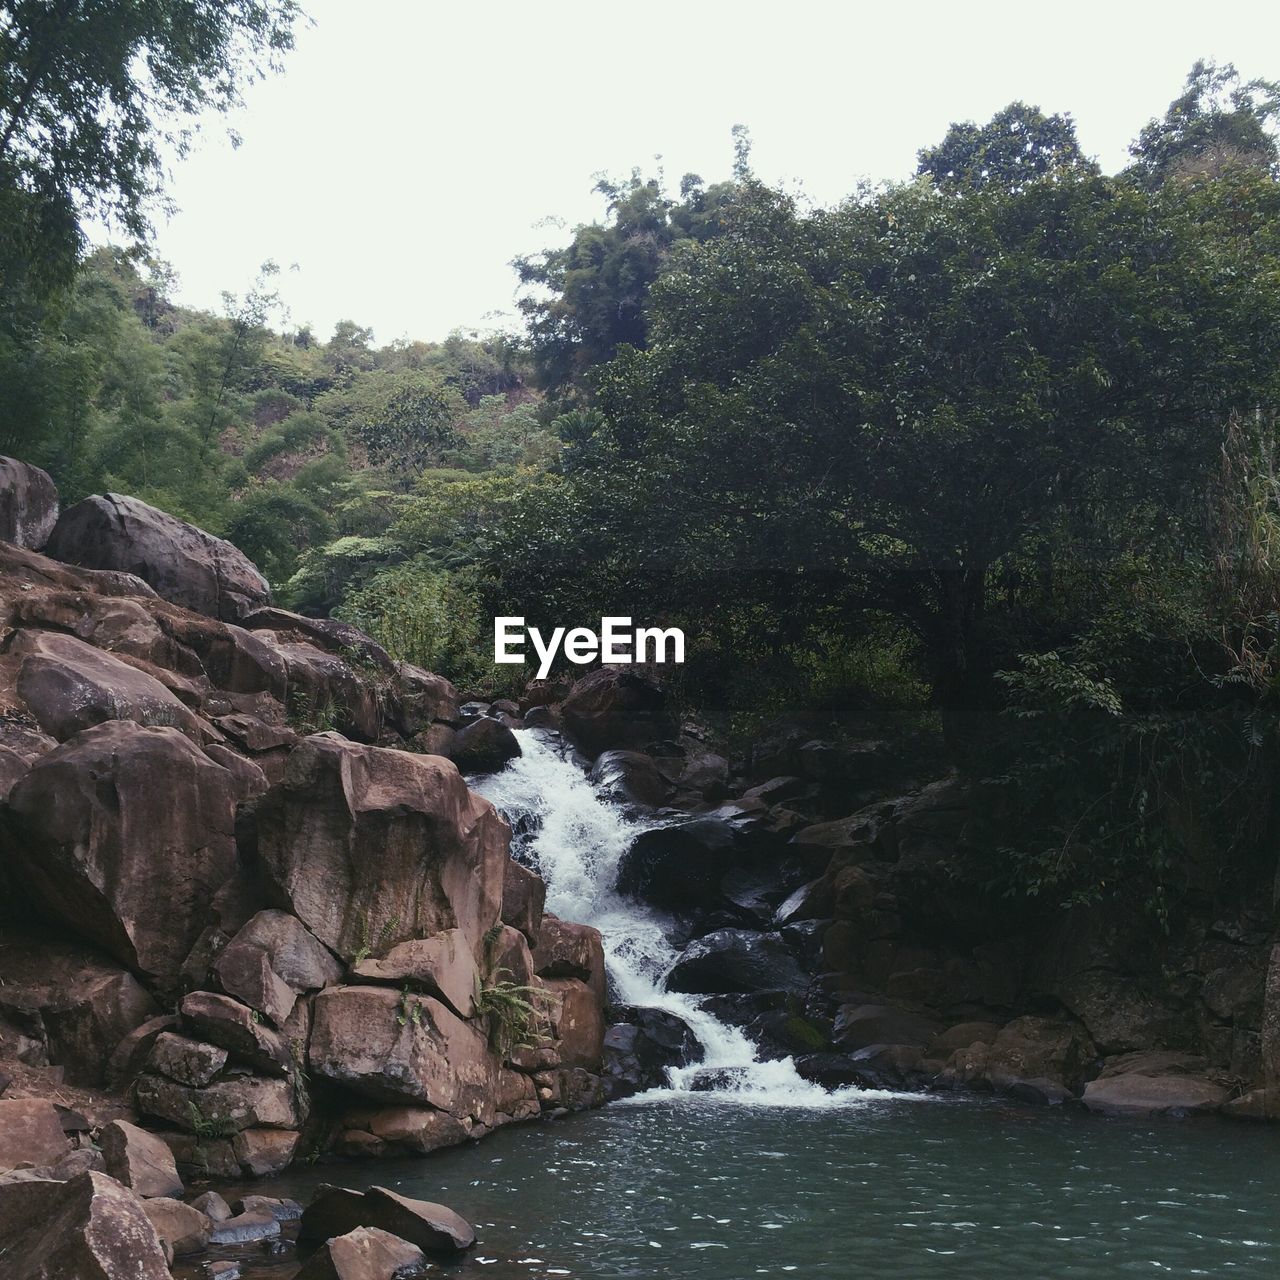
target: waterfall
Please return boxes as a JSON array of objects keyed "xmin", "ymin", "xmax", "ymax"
[{"xmin": 473, "ymin": 728, "xmax": 894, "ymax": 1108}]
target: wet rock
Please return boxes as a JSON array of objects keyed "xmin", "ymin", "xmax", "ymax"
[
  {"xmin": 213, "ymin": 910, "xmax": 342, "ymax": 1028},
  {"xmin": 248, "ymin": 734, "xmax": 507, "ymax": 961},
  {"xmin": 3, "ymin": 721, "xmax": 237, "ymax": 985},
  {"xmin": 602, "ymin": 1007, "xmax": 702, "ymax": 1100},
  {"xmin": 589, "ymin": 750, "xmax": 671, "ymax": 808},
  {"xmin": 235, "ymin": 1193, "xmax": 304, "ymax": 1221},
  {"xmin": 1081, "ymin": 1073, "xmax": 1229, "ymax": 1117},
  {"xmin": 982, "ymin": 1016, "xmax": 1094, "ymax": 1094},
  {"xmin": 0, "ymin": 1099, "xmax": 71, "ymax": 1168},
  {"xmin": 309, "ymin": 986, "xmax": 494, "ymax": 1119},
  {"xmin": 450, "ymin": 717, "xmax": 521, "ymax": 774},
  {"xmin": 146, "ymin": 1032, "xmax": 228, "ymax": 1088},
  {"xmin": 99, "ymin": 1121, "xmax": 183, "ymax": 1199},
  {"xmin": 48, "ymin": 492, "xmax": 270, "ymax": 621},
  {"xmin": 352, "ymin": 929, "xmax": 479, "ymax": 1020},
  {"xmin": 295, "ymin": 1224, "xmax": 428, "ymax": 1280},
  {"xmin": 845, "ymin": 1043, "xmax": 926, "ymax": 1088},
  {"xmin": 502, "ymin": 860, "xmax": 546, "ymax": 944},
  {"xmin": 560, "ymin": 667, "xmax": 671, "ymax": 756},
  {"xmin": 531, "ymin": 1067, "xmax": 604, "ymax": 1111},
  {"xmin": 142, "ymin": 1196, "xmax": 212, "ymax": 1255},
  {"xmin": 618, "ymin": 817, "xmax": 747, "ymax": 915},
  {"xmin": 833, "ymin": 1004, "xmax": 940, "ymax": 1051},
  {"xmin": 667, "ymin": 929, "xmax": 810, "ymax": 996},
  {"xmin": 179, "ymin": 991, "xmax": 291, "ymax": 1076},
  {"xmin": 0, "ymin": 456, "xmax": 58, "ymax": 549},
  {"xmin": 209, "ymin": 1208, "xmax": 280, "ymax": 1245},
  {"xmin": 0, "ymin": 1170, "xmax": 170, "ymax": 1277},
  {"xmin": 299, "ymin": 1184, "xmax": 476, "ymax": 1255},
  {"xmin": 1221, "ymin": 1087, "xmax": 1280, "ymax": 1121},
  {"xmin": 794, "ymin": 1053, "xmax": 867, "ymax": 1090},
  {"xmin": 773, "ymin": 877, "xmax": 836, "ymax": 926}
]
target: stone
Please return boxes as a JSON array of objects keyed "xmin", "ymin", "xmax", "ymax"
[
  {"xmin": 298, "ymin": 1184, "xmax": 476, "ymax": 1255},
  {"xmin": 47, "ymin": 492, "xmax": 270, "ymax": 620},
  {"xmin": 364, "ymin": 1107, "xmax": 470, "ymax": 1154},
  {"xmin": 232, "ymin": 1127, "xmax": 299, "ymax": 1177},
  {"xmin": 502, "ymin": 859, "xmax": 546, "ymax": 944},
  {"xmin": 309, "ymin": 986, "xmax": 494, "ymax": 1120},
  {"xmin": 927, "ymin": 1022, "xmax": 1003, "ymax": 1058},
  {"xmin": 532, "ymin": 915, "xmax": 606, "ymax": 999},
  {"xmin": 190, "ymin": 1190, "xmax": 233, "ymax": 1221},
  {"xmin": 773, "ymin": 877, "xmax": 836, "ymax": 926},
  {"xmin": 449, "ymin": 717, "xmax": 521, "ymax": 774},
  {"xmin": 617, "ymin": 816, "xmax": 746, "ymax": 914},
  {"xmin": 178, "ymin": 991, "xmax": 291, "ymax": 1076},
  {"xmin": 352, "ymin": 929, "xmax": 479, "ymax": 1019},
  {"xmin": 1081, "ymin": 1074, "xmax": 1229, "ymax": 1117},
  {"xmin": 1221, "ymin": 1087, "xmax": 1280, "ymax": 1121},
  {"xmin": 833, "ymin": 1004, "xmax": 940, "ymax": 1051},
  {"xmin": 234, "ymin": 1194, "xmax": 303, "ymax": 1221},
  {"xmin": 0, "ymin": 456, "xmax": 58, "ymax": 549},
  {"xmin": 134, "ymin": 1073, "xmax": 298, "ymax": 1133},
  {"xmin": 146, "ymin": 1032, "xmax": 228, "ymax": 1088},
  {"xmin": 158, "ymin": 1133, "xmax": 239, "ymax": 1180},
  {"xmin": 560, "ymin": 667, "xmax": 670, "ymax": 756},
  {"xmin": 99, "ymin": 1121, "xmax": 183, "ymax": 1199},
  {"xmin": 0, "ymin": 1099, "xmax": 70, "ymax": 1169},
  {"xmin": 209, "ymin": 1209, "xmax": 280, "ymax": 1245},
  {"xmin": 589, "ymin": 750, "xmax": 671, "ymax": 808},
  {"xmin": 3, "ymin": 721, "xmax": 237, "ymax": 985},
  {"xmin": 982, "ymin": 1016, "xmax": 1094, "ymax": 1094},
  {"xmin": 794, "ymin": 1053, "xmax": 868, "ymax": 1090},
  {"xmin": 0, "ymin": 1171, "xmax": 170, "ymax": 1277},
  {"xmin": 295, "ymin": 1224, "xmax": 428, "ymax": 1280},
  {"xmin": 142, "ymin": 1196, "xmax": 212, "ymax": 1255},
  {"xmin": 105, "ymin": 1014, "xmax": 180, "ymax": 1088},
  {"xmin": 213, "ymin": 712, "xmax": 295, "ymax": 752},
  {"xmin": 667, "ymin": 929, "xmax": 810, "ymax": 996},
  {"xmin": 603, "ymin": 1007, "xmax": 702, "ymax": 1100},
  {"xmin": 248, "ymin": 734, "xmax": 507, "ymax": 960},
  {"xmin": 13, "ymin": 628, "xmax": 211, "ymax": 743},
  {"xmin": 545, "ymin": 977, "xmax": 605, "ymax": 1071},
  {"xmin": 388, "ymin": 662, "xmax": 459, "ymax": 737}
]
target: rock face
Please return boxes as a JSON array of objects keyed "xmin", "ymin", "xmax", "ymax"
[
  {"xmin": 249, "ymin": 734, "xmax": 507, "ymax": 960},
  {"xmin": 3, "ymin": 722, "xmax": 238, "ymax": 985},
  {"xmin": 47, "ymin": 492, "xmax": 271, "ymax": 621},
  {"xmin": 0, "ymin": 456, "xmax": 58, "ymax": 549},
  {"xmin": 0, "ymin": 1171, "xmax": 171, "ymax": 1278}
]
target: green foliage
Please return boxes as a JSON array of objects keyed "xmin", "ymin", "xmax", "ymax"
[{"xmin": 474, "ymin": 968, "xmax": 553, "ymax": 1058}]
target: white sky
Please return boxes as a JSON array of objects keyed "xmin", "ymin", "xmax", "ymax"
[{"xmin": 95, "ymin": 0, "xmax": 1280, "ymax": 344}]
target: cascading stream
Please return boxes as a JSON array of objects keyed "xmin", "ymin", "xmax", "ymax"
[{"xmin": 474, "ymin": 728, "xmax": 894, "ymax": 1108}]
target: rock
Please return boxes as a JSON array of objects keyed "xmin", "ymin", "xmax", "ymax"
[
  {"xmin": 134, "ymin": 1072, "xmax": 298, "ymax": 1133},
  {"xmin": 450, "ymin": 717, "xmax": 521, "ymax": 774},
  {"xmin": 0, "ymin": 456, "xmax": 58, "ymax": 549},
  {"xmin": 927, "ymin": 1022, "xmax": 1002, "ymax": 1058},
  {"xmin": 1096, "ymin": 1050, "xmax": 1208, "ymax": 1080},
  {"xmin": 773, "ymin": 878, "xmax": 836, "ymax": 927},
  {"xmin": 213, "ymin": 910, "xmax": 342, "ymax": 1028},
  {"xmin": 1221, "ymin": 1087, "xmax": 1280, "ymax": 1121},
  {"xmin": 589, "ymin": 750, "xmax": 671, "ymax": 808},
  {"xmin": 158, "ymin": 1132, "xmax": 239, "ymax": 1179},
  {"xmin": 532, "ymin": 915, "xmax": 606, "ymax": 999},
  {"xmin": 309, "ymin": 986, "xmax": 494, "ymax": 1119},
  {"xmin": 1002, "ymin": 1077, "xmax": 1075, "ymax": 1106},
  {"xmin": 560, "ymin": 667, "xmax": 670, "ymax": 756},
  {"xmin": 667, "ymin": 929, "xmax": 810, "ymax": 996},
  {"xmin": 519, "ymin": 677, "xmax": 572, "ymax": 714},
  {"xmin": 603, "ymin": 1008, "xmax": 702, "ymax": 1100},
  {"xmin": 234, "ymin": 1194, "xmax": 303, "ymax": 1221},
  {"xmin": 142, "ymin": 1195, "xmax": 212, "ymax": 1255},
  {"xmin": 0, "ymin": 1171, "xmax": 170, "ymax": 1277},
  {"xmin": 982, "ymin": 1016, "xmax": 1094, "ymax": 1094},
  {"xmin": 1082, "ymin": 1074, "xmax": 1229, "ymax": 1117},
  {"xmin": 544, "ymin": 977, "xmax": 605, "ymax": 1071},
  {"xmin": 794, "ymin": 1053, "xmax": 867, "ymax": 1090},
  {"xmin": 146, "ymin": 1032, "xmax": 228, "ymax": 1087},
  {"xmin": 0, "ymin": 1099, "xmax": 71, "ymax": 1169},
  {"xmin": 502, "ymin": 859, "xmax": 546, "ymax": 944},
  {"xmin": 213, "ymin": 712, "xmax": 295, "ymax": 752},
  {"xmin": 617, "ymin": 817, "xmax": 748, "ymax": 914},
  {"xmin": 12, "ymin": 628, "xmax": 211, "ymax": 743},
  {"xmin": 298, "ymin": 1184, "xmax": 476, "ymax": 1255},
  {"xmin": 105, "ymin": 1014, "xmax": 180, "ymax": 1088},
  {"xmin": 790, "ymin": 809, "xmax": 884, "ymax": 864},
  {"xmin": 248, "ymin": 734, "xmax": 507, "ymax": 961},
  {"xmin": 295, "ymin": 1224, "xmax": 428, "ymax": 1280},
  {"xmin": 677, "ymin": 751, "xmax": 730, "ymax": 800},
  {"xmin": 189, "ymin": 1190, "xmax": 233, "ymax": 1221},
  {"xmin": 359, "ymin": 1107, "xmax": 470, "ymax": 1154},
  {"xmin": 845, "ymin": 1043, "xmax": 926, "ymax": 1088},
  {"xmin": 240, "ymin": 607, "xmax": 393, "ymax": 670},
  {"xmin": 388, "ymin": 662, "xmax": 459, "ymax": 737},
  {"xmin": 232, "ymin": 1127, "xmax": 299, "ymax": 1177},
  {"xmin": 352, "ymin": 929, "xmax": 479, "ymax": 1019},
  {"xmin": 203, "ymin": 743, "xmax": 270, "ymax": 800},
  {"xmin": 209, "ymin": 1208, "xmax": 280, "ymax": 1245},
  {"xmin": 99, "ymin": 1121, "xmax": 183, "ymax": 1199},
  {"xmin": 179, "ymin": 991, "xmax": 291, "ymax": 1076},
  {"xmin": 47, "ymin": 492, "xmax": 271, "ymax": 621},
  {"xmin": 833, "ymin": 1004, "xmax": 940, "ymax": 1051},
  {"xmin": 3, "ymin": 721, "xmax": 237, "ymax": 985}
]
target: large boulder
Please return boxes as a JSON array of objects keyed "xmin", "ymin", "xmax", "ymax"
[
  {"xmin": 351, "ymin": 929, "xmax": 479, "ymax": 1020},
  {"xmin": 603, "ymin": 1007, "xmax": 702, "ymax": 1100},
  {"xmin": 531, "ymin": 915, "xmax": 607, "ymax": 1000},
  {"xmin": 450, "ymin": 717, "xmax": 521, "ymax": 775},
  {"xmin": 0, "ymin": 1099, "xmax": 71, "ymax": 1169},
  {"xmin": 296, "ymin": 1225, "xmax": 428, "ymax": 1280},
  {"xmin": 589, "ymin": 750, "xmax": 671, "ymax": 808},
  {"xmin": 0, "ymin": 1171, "xmax": 171, "ymax": 1278},
  {"xmin": 47, "ymin": 492, "xmax": 270, "ymax": 621},
  {"xmin": 247, "ymin": 734, "xmax": 507, "ymax": 961},
  {"xmin": 0, "ymin": 456, "xmax": 58, "ymax": 549},
  {"xmin": 617, "ymin": 816, "xmax": 748, "ymax": 915},
  {"xmin": 1082, "ymin": 1073, "xmax": 1229, "ymax": 1117},
  {"xmin": 298, "ymin": 1185, "xmax": 475, "ymax": 1256},
  {"xmin": 98, "ymin": 1121, "xmax": 183, "ymax": 1199},
  {"xmin": 134, "ymin": 1072, "xmax": 298, "ymax": 1133},
  {"xmin": 141, "ymin": 1197, "xmax": 213, "ymax": 1255},
  {"xmin": 502, "ymin": 859, "xmax": 546, "ymax": 944},
  {"xmin": 309, "ymin": 986, "xmax": 495, "ymax": 1120},
  {"xmin": 13, "ymin": 629, "xmax": 210, "ymax": 743},
  {"xmin": 560, "ymin": 667, "xmax": 670, "ymax": 756},
  {"xmin": 666, "ymin": 929, "xmax": 809, "ymax": 996},
  {"xmin": 3, "ymin": 722, "xmax": 238, "ymax": 985},
  {"xmin": 833, "ymin": 1004, "xmax": 940, "ymax": 1051}
]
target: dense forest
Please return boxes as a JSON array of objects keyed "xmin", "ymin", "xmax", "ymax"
[{"xmin": 5, "ymin": 23, "xmax": 1280, "ymax": 924}]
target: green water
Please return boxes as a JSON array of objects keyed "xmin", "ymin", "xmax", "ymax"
[{"xmin": 230, "ymin": 1093, "xmax": 1280, "ymax": 1279}]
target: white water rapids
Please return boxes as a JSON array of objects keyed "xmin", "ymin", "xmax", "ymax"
[{"xmin": 474, "ymin": 728, "xmax": 899, "ymax": 1108}]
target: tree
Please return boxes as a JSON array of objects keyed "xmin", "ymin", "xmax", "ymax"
[
  {"xmin": 1128, "ymin": 59, "xmax": 1280, "ymax": 187},
  {"xmin": 917, "ymin": 101, "xmax": 1098, "ymax": 192},
  {"xmin": 0, "ymin": 0, "xmax": 302, "ymax": 294}
]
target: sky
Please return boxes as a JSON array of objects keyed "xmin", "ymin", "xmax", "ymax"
[{"xmin": 94, "ymin": 0, "xmax": 1280, "ymax": 345}]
